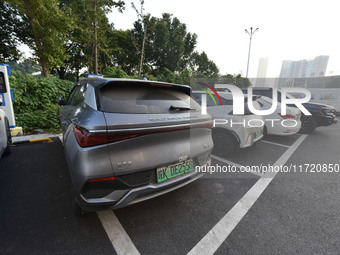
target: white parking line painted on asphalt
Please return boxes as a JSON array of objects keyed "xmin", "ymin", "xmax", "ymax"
[
  {"xmin": 187, "ymin": 134, "xmax": 308, "ymax": 255},
  {"xmin": 97, "ymin": 210, "xmax": 141, "ymax": 255},
  {"xmin": 58, "ymin": 136, "xmax": 138, "ymax": 255},
  {"xmin": 261, "ymin": 140, "xmax": 290, "ymax": 148},
  {"xmin": 211, "ymin": 155, "xmax": 263, "ymax": 177}
]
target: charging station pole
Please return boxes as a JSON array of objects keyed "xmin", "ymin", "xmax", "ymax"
[{"xmin": 0, "ymin": 64, "xmax": 22, "ymax": 135}]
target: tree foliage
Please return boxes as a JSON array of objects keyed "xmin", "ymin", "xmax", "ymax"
[
  {"xmin": 106, "ymin": 29, "xmax": 139, "ymax": 75},
  {"xmin": 2, "ymin": 2, "xmax": 254, "ymax": 132},
  {"xmin": 3, "ymin": 2, "xmax": 250, "ymax": 87},
  {"xmin": 8, "ymin": 59, "xmax": 41, "ymax": 75},
  {"xmin": 6, "ymin": 0, "xmax": 71, "ymax": 77},
  {"xmin": 59, "ymin": 0, "xmax": 124, "ymax": 76},
  {"xmin": 190, "ymin": 51, "xmax": 219, "ymax": 77},
  {"xmin": 0, "ymin": 1, "xmax": 26, "ymax": 62},
  {"xmin": 131, "ymin": 13, "xmax": 202, "ymax": 76}
]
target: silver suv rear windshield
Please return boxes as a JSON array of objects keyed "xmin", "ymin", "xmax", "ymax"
[{"xmin": 98, "ymin": 83, "xmax": 201, "ymax": 114}]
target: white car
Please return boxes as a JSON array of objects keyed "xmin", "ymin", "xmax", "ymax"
[
  {"xmin": 256, "ymin": 96, "xmax": 301, "ymax": 136},
  {"xmin": 192, "ymin": 91, "xmax": 263, "ymax": 156},
  {"xmin": 0, "ymin": 96, "xmax": 12, "ymax": 158}
]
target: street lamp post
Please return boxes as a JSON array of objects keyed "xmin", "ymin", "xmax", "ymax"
[{"xmin": 245, "ymin": 27, "xmax": 259, "ymax": 78}]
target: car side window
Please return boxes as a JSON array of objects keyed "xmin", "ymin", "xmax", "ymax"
[
  {"xmin": 221, "ymin": 98, "xmax": 233, "ymax": 105},
  {"xmin": 66, "ymin": 86, "xmax": 78, "ymax": 105},
  {"xmin": 72, "ymin": 84, "xmax": 87, "ymax": 106},
  {"xmin": 191, "ymin": 93, "xmax": 202, "ymax": 104},
  {"xmin": 191, "ymin": 93, "xmax": 216, "ymax": 106},
  {"xmin": 67, "ymin": 83, "xmax": 87, "ymax": 106},
  {"xmin": 208, "ymin": 95, "xmax": 233, "ymax": 106},
  {"xmin": 206, "ymin": 95, "xmax": 216, "ymax": 106},
  {"xmin": 191, "ymin": 93, "xmax": 232, "ymax": 106}
]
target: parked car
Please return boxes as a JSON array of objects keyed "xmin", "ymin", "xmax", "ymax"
[
  {"xmin": 192, "ymin": 91, "xmax": 263, "ymax": 156},
  {"xmin": 256, "ymin": 96, "xmax": 301, "ymax": 136},
  {"xmin": 244, "ymin": 87, "xmax": 337, "ymax": 134},
  {"xmin": 0, "ymin": 96, "xmax": 12, "ymax": 158},
  {"xmin": 58, "ymin": 78, "xmax": 213, "ymax": 215}
]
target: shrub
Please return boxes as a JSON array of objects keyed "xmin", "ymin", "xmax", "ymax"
[{"xmin": 9, "ymin": 74, "xmax": 74, "ymax": 132}]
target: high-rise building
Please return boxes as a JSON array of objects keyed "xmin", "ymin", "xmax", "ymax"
[
  {"xmin": 279, "ymin": 55, "xmax": 329, "ymax": 79},
  {"xmin": 311, "ymin": 55, "xmax": 329, "ymax": 77},
  {"xmin": 279, "ymin": 60, "xmax": 292, "ymax": 78},
  {"xmin": 256, "ymin": 58, "xmax": 268, "ymax": 78},
  {"xmin": 255, "ymin": 58, "xmax": 268, "ymax": 86},
  {"xmin": 303, "ymin": 59, "xmax": 315, "ymax": 78}
]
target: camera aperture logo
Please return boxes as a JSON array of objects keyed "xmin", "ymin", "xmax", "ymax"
[
  {"xmin": 198, "ymin": 82, "xmax": 223, "ymax": 106},
  {"xmin": 197, "ymin": 83, "xmax": 312, "ymax": 128}
]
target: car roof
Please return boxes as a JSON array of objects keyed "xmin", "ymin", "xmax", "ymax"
[
  {"xmin": 81, "ymin": 78, "xmax": 191, "ymax": 95},
  {"xmin": 83, "ymin": 77, "xmax": 189, "ymax": 88}
]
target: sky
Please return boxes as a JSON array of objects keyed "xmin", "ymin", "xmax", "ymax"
[{"xmin": 108, "ymin": 0, "xmax": 340, "ymax": 78}]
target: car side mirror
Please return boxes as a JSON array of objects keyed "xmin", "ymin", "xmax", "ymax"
[
  {"xmin": 0, "ymin": 96, "xmax": 3, "ymax": 106},
  {"xmin": 58, "ymin": 96, "xmax": 66, "ymax": 106}
]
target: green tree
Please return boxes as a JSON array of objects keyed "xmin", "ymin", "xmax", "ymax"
[
  {"xmin": 216, "ymin": 74, "xmax": 251, "ymax": 88},
  {"xmin": 9, "ymin": 59, "xmax": 41, "ymax": 75},
  {"xmin": 107, "ymin": 29, "xmax": 139, "ymax": 75},
  {"xmin": 58, "ymin": 0, "xmax": 124, "ymax": 76},
  {"xmin": 131, "ymin": 13, "xmax": 199, "ymax": 76},
  {"xmin": 190, "ymin": 51, "xmax": 219, "ymax": 77},
  {"xmin": 0, "ymin": 1, "xmax": 26, "ymax": 62},
  {"xmin": 7, "ymin": 0, "xmax": 71, "ymax": 77},
  {"xmin": 87, "ymin": 0, "xmax": 124, "ymax": 74}
]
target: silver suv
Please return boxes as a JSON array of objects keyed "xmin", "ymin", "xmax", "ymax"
[{"xmin": 58, "ymin": 78, "xmax": 213, "ymax": 214}]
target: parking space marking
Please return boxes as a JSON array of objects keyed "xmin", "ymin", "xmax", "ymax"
[
  {"xmin": 187, "ymin": 134, "xmax": 308, "ymax": 255},
  {"xmin": 261, "ymin": 140, "xmax": 290, "ymax": 148},
  {"xmin": 211, "ymin": 155, "xmax": 263, "ymax": 177},
  {"xmin": 58, "ymin": 136, "xmax": 138, "ymax": 255},
  {"xmin": 97, "ymin": 210, "xmax": 141, "ymax": 255}
]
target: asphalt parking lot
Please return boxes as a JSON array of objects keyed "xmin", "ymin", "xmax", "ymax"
[{"xmin": 1, "ymin": 122, "xmax": 340, "ymax": 255}]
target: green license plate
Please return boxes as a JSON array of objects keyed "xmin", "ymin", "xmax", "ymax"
[
  {"xmin": 255, "ymin": 131, "xmax": 262, "ymax": 138},
  {"xmin": 156, "ymin": 159, "xmax": 194, "ymax": 183}
]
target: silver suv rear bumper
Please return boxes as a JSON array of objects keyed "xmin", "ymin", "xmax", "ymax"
[{"xmin": 78, "ymin": 159, "xmax": 210, "ymax": 211}]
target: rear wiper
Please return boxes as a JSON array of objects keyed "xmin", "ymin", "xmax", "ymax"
[{"xmin": 169, "ymin": 105, "xmax": 195, "ymax": 111}]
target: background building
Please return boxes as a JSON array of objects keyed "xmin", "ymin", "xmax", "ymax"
[
  {"xmin": 279, "ymin": 55, "xmax": 329, "ymax": 79},
  {"xmin": 278, "ymin": 55, "xmax": 329, "ymax": 88},
  {"xmin": 255, "ymin": 57, "xmax": 268, "ymax": 87},
  {"xmin": 311, "ymin": 55, "xmax": 329, "ymax": 77}
]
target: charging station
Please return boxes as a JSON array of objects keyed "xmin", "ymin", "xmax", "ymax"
[{"xmin": 0, "ymin": 64, "xmax": 22, "ymax": 136}]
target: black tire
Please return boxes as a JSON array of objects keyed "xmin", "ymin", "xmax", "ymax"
[
  {"xmin": 212, "ymin": 130, "xmax": 237, "ymax": 157},
  {"xmin": 3, "ymin": 118, "xmax": 12, "ymax": 156},
  {"xmin": 299, "ymin": 116, "xmax": 317, "ymax": 134},
  {"xmin": 71, "ymin": 189, "xmax": 86, "ymax": 216}
]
